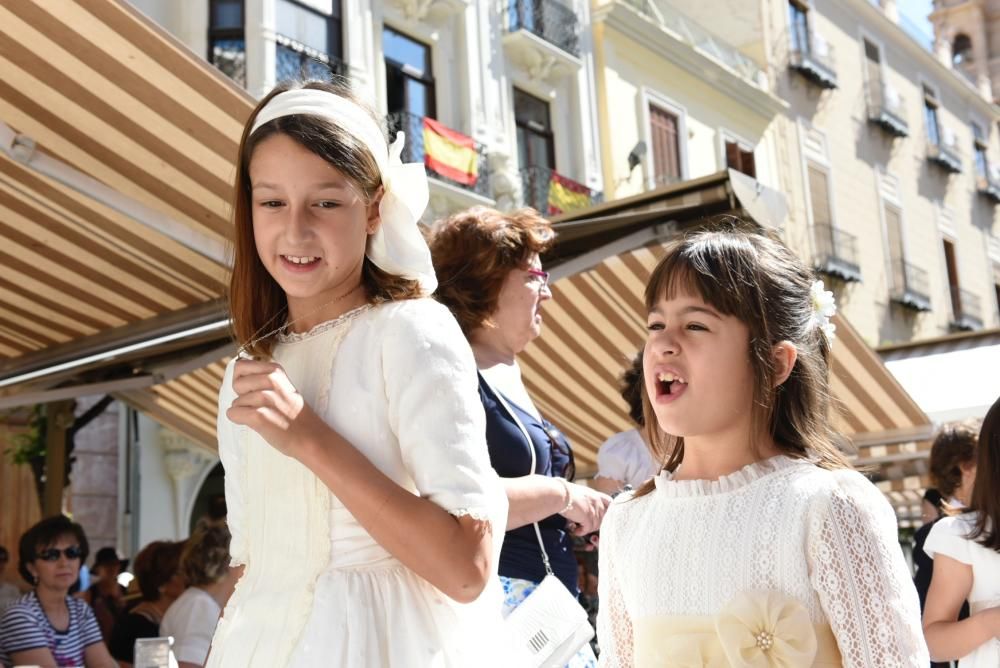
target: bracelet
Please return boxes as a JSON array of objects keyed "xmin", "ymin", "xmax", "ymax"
[{"xmin": 558, "ymin": 478, "xmax": 573, "ymax": 514}]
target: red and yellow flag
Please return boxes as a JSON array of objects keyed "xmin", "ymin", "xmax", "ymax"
[
  {"xmin": 547, "ymin": 171, "xmax": 591, "ymax": 215},
  {"xmin": 422, "ymin": 117, "xmax": 479, "ymax": 186}
]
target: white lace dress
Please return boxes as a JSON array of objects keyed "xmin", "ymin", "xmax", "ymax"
[
  {"xmin": 596, "ymin": 455, "xmax": 929, "ymax": 667},
  {"xmin": 207, "ymin": 299, "xmax": 510, "ymax": 667}
]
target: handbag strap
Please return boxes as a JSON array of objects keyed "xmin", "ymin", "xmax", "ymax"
[{"xmin": 480, "ymin": 373, "xmax": 556, "ymax": 578}]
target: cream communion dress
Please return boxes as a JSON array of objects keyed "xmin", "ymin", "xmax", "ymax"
[
  {"xmin": 206, "ymin": 299, "xmax": 510, "ymax": 667},
  {"xmin": 596, "ymin": 455, "xmax": 929, "ymax": 667}
]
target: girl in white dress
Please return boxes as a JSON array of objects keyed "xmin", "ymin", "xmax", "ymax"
[
  {"xmin": 206, "ymin": 81, "xmax": 508, "ymax": 667},
  {"xmin": 923, "ymin": 394, "xmax": 1000, "ymax": 665},
  {"xmin": 596, "ymin": 227, "xmax": 929, "ymax": 667}
]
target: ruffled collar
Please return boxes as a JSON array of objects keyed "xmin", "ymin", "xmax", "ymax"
[
  {"xmin": 276, "ymin": 304, "xmax": 372, "ymax": 343},
  {"xmin": 653, "ymin": 455, "xmax": 807, "ymax": 498}
]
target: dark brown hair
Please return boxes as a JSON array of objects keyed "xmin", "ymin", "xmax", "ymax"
[
  {"xmin": 18, "ymin": 515, "xmax": 89, "ymax": 585},
  {"xmin": 229, "ymin": 80, "xmax": 422, "ymax": 359},
  {"xmin": 635, "ymin": 224, "xmax": 851, "ymax": 497},
  {"xmin": 968, "ymin": 395, "xmax": 1000, "ymax": 552},
  {"xmin": 132, "ymin": 540, "xmax": 185, "ymax": 601},
  {"xmin": 429, "ymin": 206, "xmax": 554, "ymax": 337},
  {"xmin": 621, "ymin": 351, "xmax": 644, "ymax": 427},
  {"xmin": 928, "ymin": 420, "xmax": 980, "ymax": 498}
]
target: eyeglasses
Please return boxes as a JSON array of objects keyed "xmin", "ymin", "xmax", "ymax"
[
  {"xmin": 527, "ymin": 268, "xmax": 550, "ymax": 290},
  {"xmin": 541, "ymin": 421, "xmax": 576, "ymax": 481},
  {"xmin": 36, "ymin": 546, "xmax": 82, "ymax": 562}
]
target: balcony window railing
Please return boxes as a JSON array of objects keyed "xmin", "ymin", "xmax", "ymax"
[
  {"xmin": 866, "ymin": 80, "xmax": 908, "ymax": 138},
  {"xmin": 926, "ymin": 136, "xmax": 962, "ymax": 174},
  {"xmin": 977, "ymin": 171, "xmax": 1000, "ymax": 203},
  {"xmin": 210, "ymin": 39, "xmax": 247, "ymax": 88},
  {"xmin": 812, "ymin": 224, "xmax": 861, "ymax": 282},
  {"xmin": 788, "ymin": 31, "xmax": 837, "ymax": 88},
  {"xmin": 950, "ymin": 286, "xmax": 983, "ymax": 331},
  {"xmin": 507, "ymin": 0, "xmax": 580, "ymax": 57},
  {"xmin": 519, "ymin": 166, "xmax": 602, "ymax": 215},
  {"xmin": 889, "ymin": 260, "xmax": 932, "ymax": 312},
  {"xmin": 386, "ymin": 111, "xmax": 492, "ymax": 199},
  {"xmin": 275, "ymin": 34, "xmax": 349, "ymax": 83}
]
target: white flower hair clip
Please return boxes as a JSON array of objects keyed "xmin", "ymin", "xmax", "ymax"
[{"xmin": 810, "ymin": 280, "xmax": 836, "ymax": 345}]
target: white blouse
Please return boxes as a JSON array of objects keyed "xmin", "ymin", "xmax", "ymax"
[
  {"xmin": 924, "ymin": 513, "xmax": 1000, "ymax": 667},
  {"xmin": 210, "ymin": 299, "xmax": 510, "ymax": 667},
  {"xmin": 595, "ymin": 429, "xmax": 659, "ymax": 489},
  {"xmin": 597, "ymin": 455, "xmax": 929, "ymax": 667}
]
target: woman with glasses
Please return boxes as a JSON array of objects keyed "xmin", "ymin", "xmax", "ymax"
[
  {"xmin": 0, "ymin": 515, "xmax": 115, "ymax": 667},
  {"xmin": 430, "ymin": 206, "xmax": 611, "ymax": 668}
]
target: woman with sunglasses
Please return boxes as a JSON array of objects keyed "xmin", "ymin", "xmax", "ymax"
[
  {"xmin": 430, "ymin": 207, "xmax": 611, "ymax": 668},
  {"xmin": 0, "ymin": 515, "xmax": 115, "ymax": 667}
]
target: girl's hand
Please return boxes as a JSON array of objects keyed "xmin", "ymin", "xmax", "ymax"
[
  {"xmin": 226, "ymin": 359, "xmax": 322, "ymax": 459},
  {"xmin": 560, "ymin": 483, "xmax": 611, "ymax": 535}
]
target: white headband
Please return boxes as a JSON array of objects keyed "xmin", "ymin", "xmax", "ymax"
[{"xmin": 250, "ymin": 89, "xmax": 436, "ymax": 295}]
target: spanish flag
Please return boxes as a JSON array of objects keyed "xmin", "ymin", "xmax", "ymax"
[
  {"xmin": 423, "ymin": 117, "xmax": 479, "ymax": 186},
  {"xmin": 547, "ymin": 171, "xmax": 592, "ymax": 214}
]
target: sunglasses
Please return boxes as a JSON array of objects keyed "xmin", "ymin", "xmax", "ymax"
[
  {"xmin": 36, "ymin": 546, "xmax": 82, "ymax": 562},
  {"xmin": 541, "ymin": 422, "xmax": 576, "ymax": 481}
]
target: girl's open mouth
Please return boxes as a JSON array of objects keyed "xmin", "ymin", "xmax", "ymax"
[
  {"xmin": 281, "ymin": 254, "xmax": 321, "ymax": 271},
  {"xmin": 654, "ymin": 370, "xmax": 688, "ymax": 403}
]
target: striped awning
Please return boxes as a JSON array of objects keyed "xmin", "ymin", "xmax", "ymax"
[{"xmin": 0, "ymin": 1, "xmax": 253, "ymax": 448}]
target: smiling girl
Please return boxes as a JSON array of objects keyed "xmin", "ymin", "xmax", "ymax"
[
  {"xmin": 596, "ymin": 227, "xmax": 928, "ymax": 667},
  {"xmin": 206, "ymin": 81, "xmax": 508, "ymax": 667}
]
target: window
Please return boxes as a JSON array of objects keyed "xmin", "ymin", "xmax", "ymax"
[
  {"xmin": 725, "ymin": 139, "xmax": 755, "ymax": 178},
  {"xmin": 863, "ymin": 39, "xmax": 881, "ymax": 91},
  {"xmin": 923, "ymin": 84, "xmax": 941, "ymax": 146},
  {"xmin": 275, "ymin": 0, "xmax": 344, "ymax": 81},
  {"xmin": 994, "ymin": 263, "xmax": 1000, "ymax": 318},
  {"xmin": 208, "ymin": 0, "xmax": 245, "ymax": 87},
  {"xmin": 943, "ymin": 238, "xmax": 961, "ymax": 319},
  {"xmin": 883, "ymin": 201, "xmax": 905, "ymax": 288},
  {"xmin": 806, "ymin": 162, "xmax": 832, "ymax": 228},
  {"xmin": 952, "ymin": 34, "xmax": 973, "ymax": 66},
  {"xmin": 788, "ymin": 1, "xmax": 810, "ymax": 55},
  {"xmin": 514, "ymin": 89, "xmax": 555, "ymax": 170},
  {"xmin": 972, "ymin": 121, "xmax": 989, "ymax": 179},
  {"xmin": 649, "ymin": 104, "xmax": 681, "ymax": 186},
  {"xmin": 384, "ymin": 27, "xmax": 435, "ymax": 119}
]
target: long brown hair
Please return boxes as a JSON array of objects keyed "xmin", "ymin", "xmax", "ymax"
[
  {"xmin": 968, "ymin": 394, "xmax": 1000, "ymax": 552},
  {"xmin": 229, "ymin": 80, "xmax": 422, "ymax": 359},
  {"xmin": 635, "ymin": 223, "xmax": 851, "ymax": 498}
]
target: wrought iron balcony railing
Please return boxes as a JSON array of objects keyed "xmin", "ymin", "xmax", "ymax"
[
  {"xmin": 889, "ymin": 260, "xmax": 932, "ymax": 312},
  {"xmin": 812, "ymin": 224, "xmax": 862, "ymax": 282},
  {"xmin": 977, "ymin": 172, "xmax": 1000, "ymax": 204},
  {"xmin": 622, "ymin": 0, "xmax": 766, "ymax": 87},
  {"xmin": 518, "ymin": 166, "xmax": 602, "ymax": 215},
  {"xmin": 926, "ymin": 137, "xmax": 963, "ymax": 174},
  {"xmin": 788, "ymin": 31, "xmax": 837, "ymax": 89},
  {"xmin": 950, "ymin": 286, "xmax": 983, "ymax": 331},
  {"xmin": 866, "ymin": 80, "xmax": 908, "ymax": 138},
  {"xmin": 210, "ymin": 39, "xmax": 247, "ymax": 88},
  {"xmin": 275, "ymin": 34, "xmax": 349, "ymax": 84},
  {"xmin": 386, "ymin": 111, "xmax": 492, "ymax": 198},
  {"xmin": 507, "ymin": 0, "xmax": 581, "ymax": 57}
]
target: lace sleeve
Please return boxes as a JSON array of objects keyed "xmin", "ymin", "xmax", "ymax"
[
  {"xmin": 807, "ymin": 470, "xmax": 929, "ymax": 666},
  {"xmin": 597, "ymin": 500, "xmax": 634, "ymax": 667}
]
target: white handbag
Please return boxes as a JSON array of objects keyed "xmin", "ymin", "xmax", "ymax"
[{"xmin": 485, "ymin": 378, "xmax": 595, "ymax": 667}]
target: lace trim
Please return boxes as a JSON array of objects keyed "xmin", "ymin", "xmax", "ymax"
[
  {"xmin": 653, "ymin": 454, "xmax": 808, "ymax": 498},
  {"xmin": 448, "ymin": 508, "xmax": 494, "ymax": 522},
  {"xmin": 276, "ymin": 304, "xmax": 373, "ymax": 343}
]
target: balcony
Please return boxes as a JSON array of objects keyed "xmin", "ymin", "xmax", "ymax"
[
  {"xmin": 950, "ymin": 286, "xmax": 983, "ymax": 331},
  {"xmin": 503, "ymin": 0, "xmax": 582, "ymax": 82},
  {"xmin": 926, "ymin": 138, "xmax": 962, "ymax": 174},
  {"xmin": 275, "ymin": 34, "xmax": 349, "ymax": 83},
  {"xmin": 210, "ymin": 39, "xmax": 246, "ymax": 88},
  {"xmin": 977, "ymin": 169, "xmax": 1000, "ymax": 204},
  {"xmin": 386, "ymin": 111, "xmax": 492, "ymax": 202},
  {"xmin": 889, "ymin": 260, "xmax": 932, "ymax": 312},
  {"xmin": 866, "ymin": 80, "xmax": 908, "ymax": 138},
  {"xmin": 812, "ymin": 224, "xmax": 862, "ymax": 283},
  {"xmin": 519, "ymin": 166, "xmax": 602, "ymax": 216},
  {"xmin": 788, "ymin": 31, "xmax": 837, "ymax": 89}
]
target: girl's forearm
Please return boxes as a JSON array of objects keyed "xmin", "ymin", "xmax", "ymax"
[
  {"xmin": 924, "ymin": 611, "xmax": 999, "ymax": 661},
  {"xmin": 297, "ymin": 421, "xmax": 493, "ymax": 603}
]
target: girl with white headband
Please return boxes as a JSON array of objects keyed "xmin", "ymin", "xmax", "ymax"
[{"xmin": 207, "ymin": 81, "xmax": 509, "ymax": 667}]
